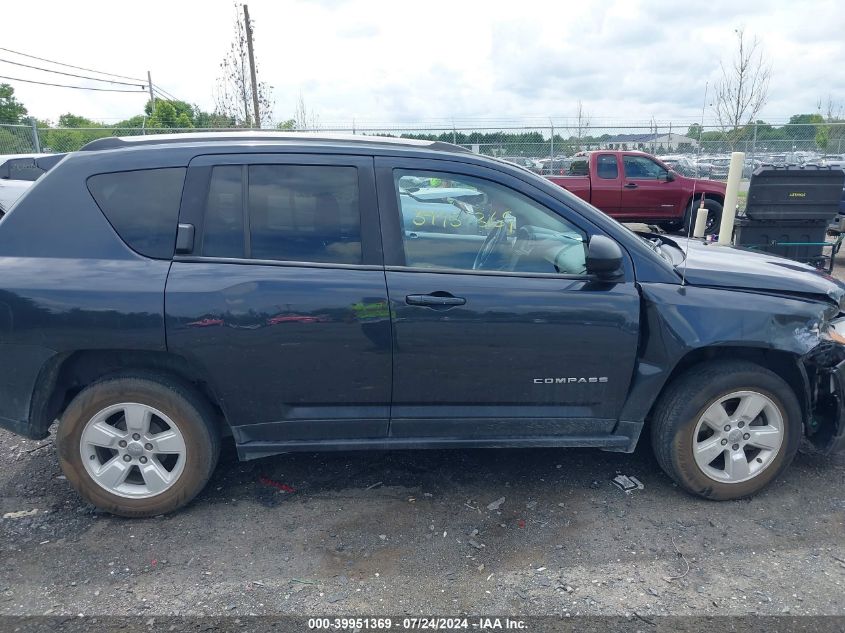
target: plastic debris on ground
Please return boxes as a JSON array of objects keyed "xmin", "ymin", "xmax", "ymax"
[
  {"xmin": 486, "ymin": 497, "xmax": 505, "ymax": 511},
  {"xmin": 3, "ymin": 509, "xmax": 39, "ymax": 519},
  {"xmin": 258, "ymin": 475, "xmax": 295, "ymax": 493},
  {"xmin": 612, "ymin": 474, "xmax": 644, "ymax": 493}
]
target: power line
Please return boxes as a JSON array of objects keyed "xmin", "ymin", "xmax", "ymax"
[
  {"xmin": 0, "ymin": 74, "xmax": 146, "ymax": 93},
  {"xmin": 0, "ymin": 57, "xmax": 145, "ymax": 87},
  {"xmin": 153, "ymin": 84, "xmax": 181, "ymax": 101},
  {"xmin": 152, "ymin": 86, "xmax": 172, "ymax": 101},
  {"xmin": 0, "ymin": 46, "xmax": 145, "ymax": 83}
]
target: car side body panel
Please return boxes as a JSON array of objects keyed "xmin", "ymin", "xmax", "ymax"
[{"xmin": 0, "ymin": 150, "xmax": 177, "ymax": 438}]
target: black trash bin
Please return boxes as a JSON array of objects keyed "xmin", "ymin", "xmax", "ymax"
[
  {"xmin": 733, "ymin": 164, "xmax": 845, "ymax": 270},
  {"xmin": 744, "ymin": 164, "xmax": 844, "ymax": 220},
  {"xmin": 733, "ymin": 217, "xmax": 829, "ymax": 261}
]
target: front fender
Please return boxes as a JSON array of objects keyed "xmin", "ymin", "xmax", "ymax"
[{"xmin": 620, "ymin": 283, "xmax": 835, "ymax": 425}]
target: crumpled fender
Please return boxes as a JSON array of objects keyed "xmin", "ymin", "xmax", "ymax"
[{"xmin": 621, "ymin": 283, "xmax": 844, "ymax": 454}]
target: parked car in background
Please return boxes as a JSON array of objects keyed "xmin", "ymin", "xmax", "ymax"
[
  {"xmin": 0, "ymin": 153, "xmax": 66, "ymax": 216},
  {"xmin": 660, "ymin": 155, "xmax": 700, "ymax": 178},
  {"xmin": 546, "ymin": 150, "xmax": 726, "ymax": 232},
  {"xmin": 1, "ymin": 132, "xmax": 843, "ymax": 517},
  {"xmin": 537, "ymin": 158, "xmax": 573, "ymax": 175},
  {"xmin": 0, "ymin": 179, "xmax": 32, "ymax": 216},
  {"xmin": 500, "ymin": 156, "xmax": 542, "ymax": 173}
]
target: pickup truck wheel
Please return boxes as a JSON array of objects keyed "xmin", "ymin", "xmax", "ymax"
[
  {"xmin": 651, "ymin": 360, "xmax": 801, "ymax": 500},
  {"xmin": 57, "ymin": 375, "xmax": 220, "ymax": 517},
  {"xmin": 684, "ymin": 199, "xmax": 723, "ymax": 235}
]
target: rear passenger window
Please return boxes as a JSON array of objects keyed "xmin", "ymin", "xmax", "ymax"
[
  {"xmin": 596, "ymin": 155, "xmax": 618, "ymax": 179},
  {"xmin": 87, "ymin": 168, "xmax": 186, "ymax": 259},
  {"xmin": 248, "ymin": 165, "xmax": 361, "ymax": 264},
  {"xmin": 203, "ymin": 166, "xmax": 244, "ymax": 258}
]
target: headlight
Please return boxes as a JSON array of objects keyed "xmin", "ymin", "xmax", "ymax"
[{"xmin": 827, "ymin": 316, "xmax": 845, "ymax": 345}]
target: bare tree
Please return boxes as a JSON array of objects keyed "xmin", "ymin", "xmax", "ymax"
[
  {"xmin": 214, "ymin": 2, "xmax": 274, "ymax": 127},
  {"xmin": 713, "ymin": 28, "xmax": 772, "ymax": 149},
  {"xmin": 293, "ymin": 93, "xmax": 320, "ymax": 130},
  {"xmin": 570, "ymin": 100, "xmax": 591, "ymax": 151},
  {"xmin": 817, "ymin": 94, "xmax": 845, "ymax": 153}
]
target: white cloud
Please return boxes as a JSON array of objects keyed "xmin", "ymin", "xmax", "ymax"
[{"xmin": 3, "ymin": 0, "xmax": 843, "ymax": 126}]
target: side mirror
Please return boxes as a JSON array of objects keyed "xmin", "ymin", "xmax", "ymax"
[
  {"xmin": 586, "ymin": 235, "xmax": 623, "ymax": 279},
  {"xmin": 663, "ymin": 170, "xmax": 675, "ymax": 182}
]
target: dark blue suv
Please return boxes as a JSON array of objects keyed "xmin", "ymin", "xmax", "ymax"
[{"xmin": 1, "ymin": 133, "xmax": 844, "ymax": 516}]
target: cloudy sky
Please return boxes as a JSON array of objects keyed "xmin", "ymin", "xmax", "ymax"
[{"xmin": 3, "ymin": 0, "xmax": 843, "ymax": 128}]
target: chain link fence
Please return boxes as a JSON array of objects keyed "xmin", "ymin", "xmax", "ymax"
[{"xmin": 2, "ymin": 120, "xmax": 844, "ymax": 179}]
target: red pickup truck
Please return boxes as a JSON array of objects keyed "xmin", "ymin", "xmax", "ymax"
[{"xmin": 547, "ymin": 151, "xmax": 726, "ymax": 232}]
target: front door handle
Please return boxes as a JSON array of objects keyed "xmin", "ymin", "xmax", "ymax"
[
  {"xmin": 624, "ymin": 182, "xmax": 638, "ymax": 189},
  {"xmin": 406, "ymin": 292, "xmax": 466, "ymax": 308}
]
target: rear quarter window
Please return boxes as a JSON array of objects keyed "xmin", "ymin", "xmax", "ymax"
[{"xmin": 87, "ymin": 168, "xmax": 186, "ymax": 259}]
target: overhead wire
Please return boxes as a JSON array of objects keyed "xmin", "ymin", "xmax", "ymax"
[
  {"xmin": 0, "ymin": 46, "xmax": 145, "ymax": 83},
  {"xmin": 0, "ymin": 74, "xmax": 146, "ymax": 92},
  {"xmin": 0, "ymin": 57, "xmax": 145, "ymax": 87}
]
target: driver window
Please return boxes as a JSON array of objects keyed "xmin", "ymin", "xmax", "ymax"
[
  {"xmin": 394, "ymin": 170, "xmax": 587, "ymax": 275},
  {"xmin": 622, "ymin": 155, "xmax": 666, "ymax": 180}
]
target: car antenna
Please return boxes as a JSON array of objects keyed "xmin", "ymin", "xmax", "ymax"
[{"xmin": 681, "ymin": 81, "xmax": 709, "ymax": 287}]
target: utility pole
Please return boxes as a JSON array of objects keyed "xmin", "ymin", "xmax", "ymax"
[
  {"xmin": 243, "ymin": 4, "xmax": 261, "ymax": 129},
  {"xmin": 147, "ymin": 71, "xmax": 155, "ymax": 109}
]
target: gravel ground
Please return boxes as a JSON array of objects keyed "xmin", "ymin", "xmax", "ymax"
[{"xmin": 0, "ymin": 249, "xmax": 844, "ymax": 618}]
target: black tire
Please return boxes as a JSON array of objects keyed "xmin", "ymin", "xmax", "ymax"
[
  {"xmin": 684, "ymin": 199, "xmax": 723, "ymax": 235},
  {"xmin": 650, "ymin": 360, "xmax": 802, "ymax": 500},
  {"xmin": 57, "ymin": 375, "xmax": 220, "ymax": 518}
]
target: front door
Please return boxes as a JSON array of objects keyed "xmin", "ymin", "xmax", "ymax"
[
  {"xmin": 375, "ymin": 158, "xmax": 640, "ymax": 439},
  {"xmin": 166, "ymin": 154, "xmax": 392, "ymax": 446},
  {"xmin": 620, "ymin": 153, "xmax": 680, "ymax": 220}
]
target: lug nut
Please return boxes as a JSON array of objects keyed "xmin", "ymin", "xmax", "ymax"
[
  {"xmin": 144, "ymin": 443, "xmax": 153, "ymax": 451},
  {"xmin": 139, "ymin": 456, "xmax": 148, "ymax": 464},
  {"xmin": 732, "ymin": 443, "xmax": 740, "ymax": 451},
  {"xmin": 756, "ymin": 457, "xmax": 763, "ymax": 463},
  {"xmin": 132, "ymin": 433, "xmax": 141, "ymax": 441},
  {"xmin": 123, "ymin": 455, "xmax": 132, "ymax": 462},
  {"xmin": 738, "ymin": 421, "xmax": 745, "ymax": 428},
  {"xmin": 118, "ymin": 440, "xmax": 127, "ymax": 448},
  {"xmin": 721, "ymin": 439, "xmax": 728, "ymax": 446},
  {"xmin": 743, "ymin": 433, "xmax": 750, "ymax": 440},
  {"xmin": 723, "ymin": 425, "xmax": 731, "ymax": 431}
]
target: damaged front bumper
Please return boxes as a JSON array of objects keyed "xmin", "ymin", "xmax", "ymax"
[{"xmin": 802, "ymin": 333, "xmax": 845, "ymax": 455}]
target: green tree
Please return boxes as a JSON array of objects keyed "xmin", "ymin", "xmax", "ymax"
[
  {"xmin": 686, "ymin": 123, "xmax": 702, "ymax": 141},
  {"xmin": 785, "ymin": 114, "xmax": 823, "ymax": 140},
  {"xmin": 815, "ymin": 125, "xmax": 829, "ymax": 151},
  {"xmin": 0, "ymin": 83, "xmax": 28, "ymax": 123},
  {"xmin": 58, "ymin": 113, "xmax": 98, "ymax": 128},
  {"xmin": 146, "ymin": 101, "xmax": 194, "ymax": 129}
]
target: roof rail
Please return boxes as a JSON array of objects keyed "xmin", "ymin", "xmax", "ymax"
[{"xmin": 80, "ymin": 131, "xmax": 470, "ymax": 154}]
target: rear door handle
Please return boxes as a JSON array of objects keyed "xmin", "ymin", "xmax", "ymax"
[
  {"xmin": 405, "ymin": 293, "xmax": 466, "ymax": 307},
  {"xmin": 624, "ymin": 183, "xmax": 638, "ymax": 189}
]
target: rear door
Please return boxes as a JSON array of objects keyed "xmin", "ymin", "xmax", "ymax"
[
  {"xmin": 165, "ymin": 154, "xmax": 392, "ymax": 446},
  {"xmin": 589, "ymin": 153, "xmax": 622, "ymax": 216}
]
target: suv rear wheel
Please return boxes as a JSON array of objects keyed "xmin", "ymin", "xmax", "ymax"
[
  {"xmin": 651, "ymin": 360, "xmax": 801, "ymax": 500},
  {"xmin": 57, "ymin": 375, "xmax": 220, "ymax": 517}
]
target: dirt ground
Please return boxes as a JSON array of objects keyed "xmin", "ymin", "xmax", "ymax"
[{"xmin": 0, "ymin": 250, "xmax": 843, "ymax": 618}]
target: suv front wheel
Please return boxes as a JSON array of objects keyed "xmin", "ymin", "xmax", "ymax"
[
  {"xmin": 57, "ymin": 375, "xmax": 220, "ymax": 517},
  {"xmin": 651, "ymin": 360, "xmax": 802, "ymax": 500}
]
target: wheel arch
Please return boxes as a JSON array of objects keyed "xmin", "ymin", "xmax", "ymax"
[
  {"xmin": 29, "ymin": 350, "xmax": 231, "ymax": 438},
  {"xmin": 645, "ymin": 345, "xmax": 808, "ymax": 429},
  {"xmin": 685, "ymin": 192, "xmax": 725, "ymax": 209}
]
